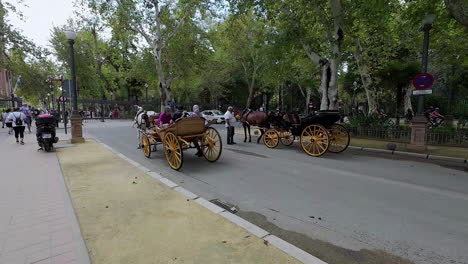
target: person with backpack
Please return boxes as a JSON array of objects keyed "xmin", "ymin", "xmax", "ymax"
[
  {"xmin": 7, "ymin": 107, "xmax": 26, "ymax": 144},
  {"xmin": 4, "ymin": 108, "xmax": 12, "ymax": 134}
]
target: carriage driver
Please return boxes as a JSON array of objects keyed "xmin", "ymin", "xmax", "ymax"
[{"xmin": 224, "ymin": 106, "xmax": 236, "ymax": 145}]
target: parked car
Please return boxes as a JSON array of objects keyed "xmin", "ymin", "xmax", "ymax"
[{"xmin": 202, "ymin": 110, "xmax": 225, "ymax": 124}]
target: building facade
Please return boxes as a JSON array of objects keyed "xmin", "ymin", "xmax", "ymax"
[{"xmin": 0, "ymin": 68, "xmax": 12, "ymax": 99}]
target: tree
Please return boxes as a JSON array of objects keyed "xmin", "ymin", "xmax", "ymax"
[
  {"xmin": 378, "ymin": 61, "xmax": 419, "ymax": 125},
  {"xmin": 106, "ymin": 0, "xmax": 211, "ymax": 111},
  {"xmin": 217, "ymin": 10, "xmax": 271, "ymax": 108}
]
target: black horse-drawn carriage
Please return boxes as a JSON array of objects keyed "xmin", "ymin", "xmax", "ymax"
[{"xmin": 263, "ymin": 111, "xmax": 350, "ymax": 157}]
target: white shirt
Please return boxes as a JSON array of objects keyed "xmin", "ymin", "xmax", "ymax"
[
  {"xmin": 224, "ymin": 111, "xmax": 235, "ymax": 128},
  {"xmin": 2, "ymin": 112, "xmax": 8, "ymax": 121},
  {"xmin": 7, "ymin": 112, "xmax": 26, "ymax": 127}
]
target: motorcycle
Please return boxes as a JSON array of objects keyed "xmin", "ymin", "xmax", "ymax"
[{"xmin": 36, "ymin": 114, "xmax": 59, "ymax": 152}]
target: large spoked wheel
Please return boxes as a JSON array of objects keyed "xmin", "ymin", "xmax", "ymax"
[
  {"xmin": 202, "ymin": 127, "xmax": 222, "ymax": 162},
  {"xmin": 328, "ymin": 124, "xmax": 350, "ymax": 153},
  {"xmin": 164, "ymin": 132, "xmax": 183, "ymax": 170},
  {"xmin": 263, "ymin": 129, "xmax": 279, "ymax": 148},
  {"xmin": 280, "ymin": 130, "xmax": 295, "ymax": 146},
  {"xmin": 300, "ymin": 124, "xmax": 329, "ymax": 157},
  {"xmin": 141, "ymin": 135, "xmax": 151, "ymax": 158}
]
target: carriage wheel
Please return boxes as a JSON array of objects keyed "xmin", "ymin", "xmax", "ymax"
[
  {"xmin": 141, "ymin": 135, "xmax": 151, "ymax": 158},
  {"xmin": 202, "ymin": 127, "xmax": 222, "ymax": 162},
  {"xmin": 263, "ymin": 129, "xmax": 279, "ymax": 148},
  {"xmin": 164, "ymin": 132, "xmax": 183, "ymax": 170},
  {"xmin": 280, "ymin": 130, "xmax": 295, "ymax": 146},
  {"xmin": 300, "ymin": 124, "xmax": 329, "ymax": 157},
  {"xmin": 328, "ymin": 124, "xmax": 350, "ymax": 153}
]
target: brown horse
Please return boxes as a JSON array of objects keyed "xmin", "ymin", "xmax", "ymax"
[{"xmin": 240, "ymin": 109, "xmax": 269, "ymax": 143}]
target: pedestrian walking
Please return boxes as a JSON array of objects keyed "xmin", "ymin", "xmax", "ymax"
[
  {"xmin": 4, "ymin": 109, "xmax": 12, "ymax": 134},
  {"xmin": 20, "ymin": 104, "xmax": 32, "ymax": 132},
  {"xmin": 8, "ymin": 107, "xmax": 26, "ymax": 144},
  {"xmin": 2, "ymin": 109, "xmax": 6, "ymax": 128},
  {"xmin": 224, "ymin": 106, "xmax": 236, "ymax": 145}
]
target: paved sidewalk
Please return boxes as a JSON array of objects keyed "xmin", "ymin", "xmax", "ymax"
[{"xmin": 0, "ymin": 128, "xmax": 90, "ymax": 264}]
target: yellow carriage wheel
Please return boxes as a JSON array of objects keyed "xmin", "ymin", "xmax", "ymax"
[
  {"xmin": 141, "ymin": 135, "xmax": 151, "ymax": 158},
  {"xmin": 263, "ymin": 129, "xmax": 279, "ymax": 148},
  {"xmin": 328, "ymin": 124, "xmax": 350, "ymax": 153},
  {"xmin": 164, "ymin": 132, "xmax": 184, "ymax": 170},
  {"xmin": 202, "ymin": 127, "xmax": 222, "ymax": 162},
  {"xmin": 300, "ymin": 124, "xmax": 329, "ymax": 157},
  {"xmin": 280, "ymin": 130, "xmax": 295, "ymax": 146}
]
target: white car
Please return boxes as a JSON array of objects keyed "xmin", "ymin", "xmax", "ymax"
[{"xmin": 202, "ymin": 110, "xmax": 225, "ymax": 124}]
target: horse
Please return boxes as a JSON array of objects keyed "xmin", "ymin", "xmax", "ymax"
[
  {"xmin": 240, "ymin": 109, "xmax": 269, "ymax": 143},
  {"xmin": 133, "ymin": 105, "xmax": 157, "ymax": 148}
]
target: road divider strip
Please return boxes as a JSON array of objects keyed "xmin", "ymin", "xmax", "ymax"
[{"xmin": 90, "ymin": 136, "xmax": 327, "ymax": 264}]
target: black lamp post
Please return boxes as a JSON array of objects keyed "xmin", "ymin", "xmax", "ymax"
[
  {"xmin": 416, "ymin": 14, "xmax": 436, "ymax": 116},
  {"xmin": 145, "ymin": 83, "xmax": 149, "ymax": 103},
  {"xmin": 64, "ymin": 29, "xmax": 84, "ymax": 143},
  {"xmin": 410, "ymin": 14, "xmax": 435, "ymax": 151},
  {"xmin": 64, "ymin": 30, "xmax": 78, "ymax": 115},
  {"xmin": 101, "ymin": 93, "xmax": 106, "ymax": 122}
]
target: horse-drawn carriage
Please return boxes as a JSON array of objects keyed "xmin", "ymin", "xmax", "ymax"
[
  {"xmin": 263, "ymin": 111, "xmax": 350, "ymax": 157},
  {"xmin": 138, "ymin": 116, "xmax": 222, "ymax": 170}
]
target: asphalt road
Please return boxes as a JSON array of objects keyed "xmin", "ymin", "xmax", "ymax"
[{"xmin": 83, "ymin": 120, "xmax": 468, "ymax": 264}]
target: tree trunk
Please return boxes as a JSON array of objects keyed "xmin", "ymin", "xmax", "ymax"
[
  {"xmin": 444, "ymin": 0, "xmax": 468, "ymax": 28},
  {"xmin": 395, "ymin": 84, "xmax": 403, "ymax": 126},
  {"xmin": 328, "ymin": 58, "xmax": 338, "ymax": 110},
  {"xmin": 151, "ymin": 0, "xmax": 171, "ymax": 112},
  {"xmin": 403, "ymin": 84, "xmax": 413, "ymax": 118},
  {"xmin": 243, "ymin": 62, "xmax": 258, "ymax": 109},
  {"xmin": 364, "ymin": 88, "xmax": 378, "ymax": 114},
  {"xmin": 246, "ymin": 79, "xmax": 255, "ymax": 109},
  {"xmin": 354, "ymin": 39, "xmax": 378, "ymax": 114},
  {"xmin": 319, "ymin": 62, "xmax": 330, "ymax": 110},
  {"xmin": 298, "ymin": 84, "xmax": 312, "ymax": 114},
  {"xmin": 91, "ymin": 26, "xmax": 104, "ymax": 96},
  {"xmin": 327, "ymin": 0, "xmax": 343, "ymax": 110}
]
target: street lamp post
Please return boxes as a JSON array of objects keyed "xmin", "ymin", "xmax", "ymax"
[
  {"xmin": 416, "ymin": 14, "xmax": 435, "ymax": 116},
  {"xmin": 49, "ymin": 77, "xmax": 55, "ymax": 111},
  {"xmin": 145, "ymin": 83, "xmax": 149, "ymax": 103},
  {"xmin": 64, "ymin": 29, "xmax": 84, "ymax": 143},
  {"xmin": 410, "ymin": 14, "xmax": 435, "ymax": 151},
  {"xmin": 101, "ymin": 93, "xmax": 105, "ymax": 122}
]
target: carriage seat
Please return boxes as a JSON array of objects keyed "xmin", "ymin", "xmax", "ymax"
[{"xmin": 157, "ymin": 117, "xmax": 206, "ymax": 137}]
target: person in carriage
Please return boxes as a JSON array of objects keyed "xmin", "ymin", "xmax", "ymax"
[
  {"xmin": 158, "ymin": 106, "xmax": 173, "ymax": 128},
  {"xmin": 172, "ymin": 105, "xmax": 184, "ymax": 121},
  {"xmin": 191, "ymin": 104, "xmax": 203, "ymax": 157},
  {"xmin": 191, "ymin": 104, "xmax": 203, "ymax": 118}
]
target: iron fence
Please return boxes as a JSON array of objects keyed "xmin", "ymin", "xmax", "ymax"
[
  {"xmin": 347, "ymin": 127, "xmax": 468, "ymax": 147},
  {"xmin": 426, "ymin": 131, "xmax": 468, "ymax": 147},
  {"xmin": 347, "ymin": 127, "xmax": 411, "ymax": 143}
]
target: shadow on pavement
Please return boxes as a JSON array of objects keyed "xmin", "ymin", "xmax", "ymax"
[{"xmin": 237, "ymin": 210, "xmax": 414, "ymax": 264}]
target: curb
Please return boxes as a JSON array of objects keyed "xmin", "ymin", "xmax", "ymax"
[
  {"xmin": 91, "ymin": 137, "xmax": 326, "ymax": 264},
  {"xmin": 349, "ymin": 145, "xmax": 467, "ymax": 164}
]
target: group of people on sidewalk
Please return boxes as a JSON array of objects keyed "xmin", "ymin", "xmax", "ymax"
[
  {"xmin": 1, "ymin": 106, "xmax": 28, "ymax": 144},
  {"xmin": 0, "ymin": 104, "xmax": 48, "ymax": 144}
]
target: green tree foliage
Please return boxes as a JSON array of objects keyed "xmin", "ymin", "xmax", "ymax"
[{"xmin": 3, "ymin": 0, "xmax": 466, "ymax": 116}]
